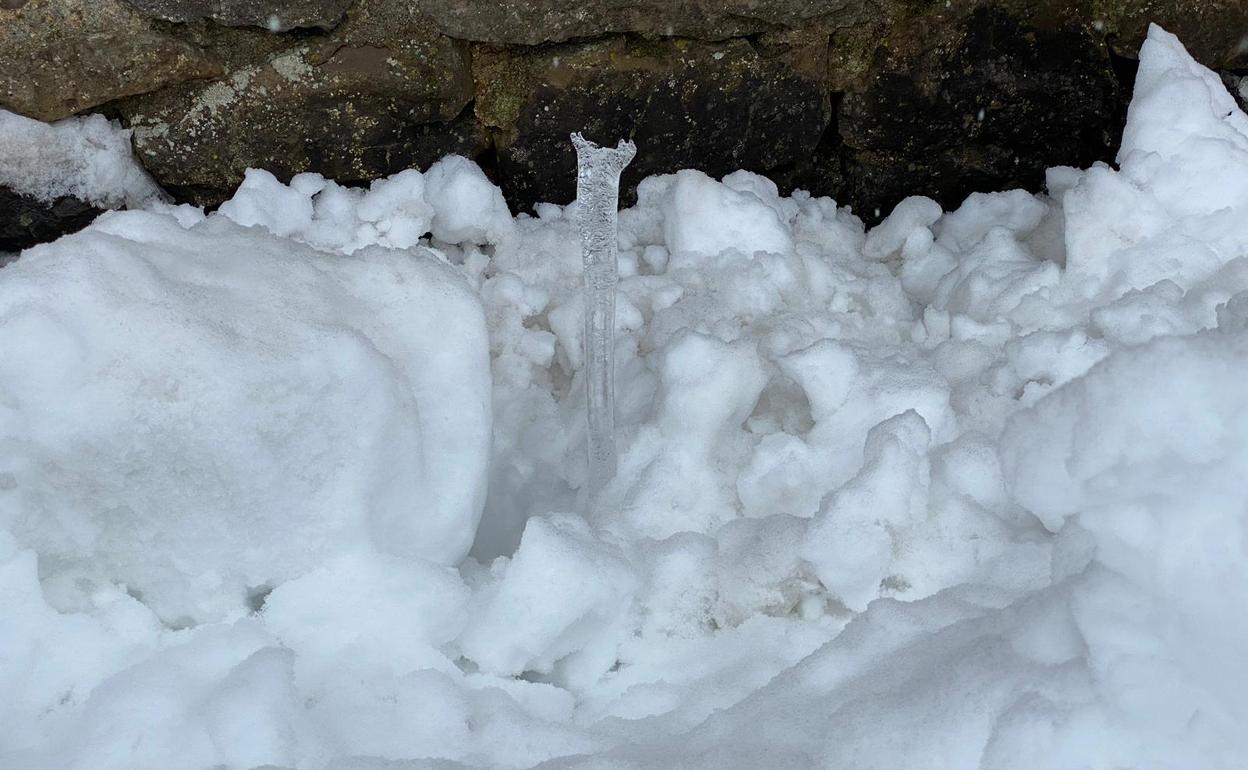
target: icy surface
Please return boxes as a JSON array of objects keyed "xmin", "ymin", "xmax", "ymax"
[
  {"xmin": 571, "ymin": 133, "xmax": 636, "ymax": 495},
  {"xmin": 0, "ymin": 109, "xmax": 162, "ymax": 208},
  {"xmin": 2, "ymin": 23, "xmax": 1248, "ymax": 770}
]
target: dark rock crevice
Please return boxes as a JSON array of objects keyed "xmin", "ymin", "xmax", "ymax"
[
  {"xmin": 0, "ymin": 189, "xmax": 103, "ymax": 253},
  {"xmin": 835, "ymin": 5, "xmax": 1126, "ymax": 220}
]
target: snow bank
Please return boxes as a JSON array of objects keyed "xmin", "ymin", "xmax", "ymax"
[
  {"xmin": 3, "ymin": 22, "xmax": 1248, "ymax": 770},
  {"xmin": 0, "ymin": 209, "xmax": 491, "ymax": 625},
  {"xmin": 0, "ymin": 108, "xmax": 162, "ymax": 208}
]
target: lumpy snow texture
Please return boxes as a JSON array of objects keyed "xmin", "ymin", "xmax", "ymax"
[{"xmin": 2, "ymin": 23, "xmax": 1248, "ymax": 770}]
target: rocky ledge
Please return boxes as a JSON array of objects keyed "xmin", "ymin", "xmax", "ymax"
[{"xmin": 3, "ymin": 0, "xmax": 1248, "ymax": 245}]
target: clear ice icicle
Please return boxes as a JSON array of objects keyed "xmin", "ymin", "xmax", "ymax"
[{"xmin": 571, "ymin": 132, "xmax": 636, "ymax": 496}]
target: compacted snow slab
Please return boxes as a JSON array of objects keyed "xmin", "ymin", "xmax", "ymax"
[{"xmin": 0, "ymin": 209, "xmax": 492, "ymax": 626}]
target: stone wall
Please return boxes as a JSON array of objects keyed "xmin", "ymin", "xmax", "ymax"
[{"xmin": 3, "ymin": 0, "xmax": 1248, "ymax": 247}]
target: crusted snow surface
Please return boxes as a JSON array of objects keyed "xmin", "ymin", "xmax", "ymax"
[
  {"xmin": 0, "ymin": 109, "xmax": 162, "ymax": 208},
  {"xmin": 2, "ymin": 23, "xmax": 1247, "ymax": 770}
]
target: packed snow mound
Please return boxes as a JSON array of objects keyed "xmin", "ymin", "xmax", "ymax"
[
  {"xmin": 0, "ymin": 209, "xmax": 491, "ymax": 625},
  {"xmin": 3, "ymin": 21, "xmax": 1248, "ymax": 770},
  {"xmin": 0, "ymin": 109, "xmax": 163, "ymax": 208},
  {"xmin": 1118, "ymin": 25, "xmax": 1248, "ymax": 207},
  {"xmin": 1062, "ymin": 25, "xmax": 1248, "ymax": 294}
]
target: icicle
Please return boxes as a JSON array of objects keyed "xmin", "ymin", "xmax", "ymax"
[{"xmin": 571, "ymin": 132, "xmax": 636, "ymax": 496}]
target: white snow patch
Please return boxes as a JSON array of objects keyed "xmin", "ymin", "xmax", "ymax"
[
  {"xmin": 0, "ymin": 109, "xmax": 162, "ymax": 208},
  {"xmin": 0, "ymin": 211, "xmax": 491, "ymax": 625}
]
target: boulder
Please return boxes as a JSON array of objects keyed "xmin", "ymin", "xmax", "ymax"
[
  {"xmin": 0, "ymin": 188, "xmax": 102, "ymax": 253},
  {"xmin": 836, "ymin": 4, "xmax": 1125, "ymax": 218},
  {"xmin": 1094, "ymin": 0, "xmax": 1248, "ymax": 68},
  {"xmin": 414, "ymin": 0, "xmax": 879, "ymax": 45},
  {"xmin": 118, "ymin": 0, "xmax": 480, "ymax": 205},
  {"xmin": 0, "ymin": 0, "xmax": 221, "ymax": 121},
  {"xmin": 8, "ymin": 0, "xmax": 1248, "ymax": 233},
  {"xmin": 474, "ymin": 35, "xmax": 833, "ymax": 210}
]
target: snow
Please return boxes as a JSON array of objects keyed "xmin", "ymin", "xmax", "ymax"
[
  {"xmin": 648, "ymin": 168, "xmax": 796, "ymax": 258},
  {"xmin": 216, "ymin": 159, "xmax": 514, "ymax": 255},
  {"xmin": 2, "ymin": 22, "xmax": 1248, "ymax": 770},
  {"xmin": 0, "ymin": 209, "xmax": 491, "ymax": 626},
  {"xmin": 459, "ymin": 513, "xmax": 638, "ymax": 687},
  {"xmin": 862, "ymin": 194, "xmax": 942, "ymax": 261},
  {"xmin": 0, "ymin": 109, "xmax": 162, "ymax": 208},
  {"xmin": 423, "ymin": 155, "xmax": 517, "ymax": 248}
]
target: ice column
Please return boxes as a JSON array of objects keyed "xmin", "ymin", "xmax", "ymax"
[{"xmin": 572, "ymin": 132, "xmax": 636, "ymax": 495}]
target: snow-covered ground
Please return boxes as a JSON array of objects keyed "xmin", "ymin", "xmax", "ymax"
[{"xmin": 2, "ymin": 24, "xmax": 1247, "ymax": 770}]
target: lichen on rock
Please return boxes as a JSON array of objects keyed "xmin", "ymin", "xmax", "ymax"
[{"xmin": 117, "ymin": 0, "xmax": 480, "ymax": 204}]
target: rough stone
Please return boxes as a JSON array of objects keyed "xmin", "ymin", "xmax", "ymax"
[
  {"xmin": 1092, "ymin": 0, "xmax": 1248, "ymax": 68},
  {"xmin": 416, "ymin": 0, "xmax": 881, "ymax": 45},
  {"xmin": 122, "ymin": 0, "xmax": 354, "ymax": 31},
  {"xmin": 0, "ymin": 188, "xmax": 102, "ymax": 253},
  {"xmin": 7, "ymin": 0, "xmax": 1248, "ymax": 233},
  {"xmin": 1222, "ymin": 71, "xmax": 1248, "ymax": 113},
  {"xmin": 837, "ymin": 4, "xmax": 1125, "ymax": 218},
  {"xmin": 115, "ymin": 0, "xmax": 480, "ymax": 205},
  {"xmin": 474, "ymin": 36, "xmax": 833, "ymax": 210},
  {"xmin": 0, "ymin": 0, "xmax": 222, "ymax": 121}
]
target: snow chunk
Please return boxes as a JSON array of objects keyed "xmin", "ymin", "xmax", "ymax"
[
  {"xmin": 1119, "ymin": 25, "xmax": 1248, "ymax": 180},
  {"xmin": 0, "ymin": 109, "xmax": 162, "ymax": 208},
  {"xmin": 459, "ymin": 514, "xmax": 638, "ymax": 687},
  {"xmin": 1000, "ymin": 328, "xmax": 1248, "ymax": 762},
  {"xmin": 651, "ymin": 169, "xmax": 795, "ymax": 257},
  {"xmin": 217, "ymin": 168, "xmax": 315, "ymax": 237},
  {"xmin": 802, "ymin": 411, "xmax": 931, "ymax": 611},
  {"xmin": 263, "ymin": 552, "xmax": 469, "ymax": 678},
  {"xmin": 864, "ymin": 196, "xmax": 942, "ymax": 261},
  {"xmin": 715, "ymin": 514, "xmax": 816, "ymax": 625},
  {"xmin": 424, "ymin": 155, "xmax": 517, "ymax": 247},
  {"xmin": 218, "ymin": 157, "xmax": 514, "ymax": 254},
  {"xmin": 355, "ymin": 169, "xmax": 436, "ymax": 249},
  {"xmin": 1000, "ymin": 330, "xmax": 1248, "ymax": 531},
  {"xmin": 1061, "ymin": 25, "xmax": 1248, "ymax": 299},
  {"xmin": 936, "ymin": 190, "xmax": 1047, "ymax": 252},
  {"xmin": 0, "ymin": 209, "xmax": 491, "ymax": 624},
  {"xmin": 657, "ymin": 331, "xmax": 769, "ymax": 453}
]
